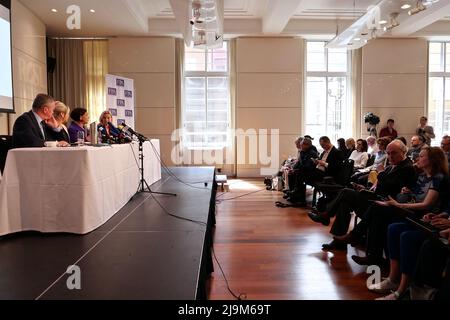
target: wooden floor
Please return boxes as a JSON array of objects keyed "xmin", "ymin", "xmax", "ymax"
[{"xmin": 207, "ymin": 179, "xmax": 382, "ymax": 300}]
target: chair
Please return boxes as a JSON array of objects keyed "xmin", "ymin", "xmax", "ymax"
[
  {"xmin": 311, "ymin": 159, "xmax": 355, "ymax": 207},
  {"xmin": 366, "ymin": 154, "xmax": 375, "ymax": 168},
  {"xmin": 0, "ymin": 135, "xmax": 13, "ymax": 175}
]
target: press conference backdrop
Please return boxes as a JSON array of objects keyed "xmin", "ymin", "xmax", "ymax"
[
  {"xmin": 0, "ymin": 0, "xmax": 13, "ymax": 113},
  {"xmin": 106, "ymin": 74, "xmax": 135, "ymax": 128}
]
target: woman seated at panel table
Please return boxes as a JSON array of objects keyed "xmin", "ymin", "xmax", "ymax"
[
  {"xmin": 51, "ymin": 101, "xmax": 71, "ymax": 143},
  {"xmin": 97, "ymin": 110, "xmax": 121, "ymax": 142},
  {"xmin": 68, "ymin": 108, "xmax": 90, "ymax": 144}
]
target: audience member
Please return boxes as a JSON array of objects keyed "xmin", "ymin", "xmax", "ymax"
[
  {"xmin": 367, "ymin": 136, "xmax": 379, "ymax": 155},
  {"xmin": 349, "ymin": 139, "xmax": 369, "ymax": 169},
  {"xmin": 407, "ymin": 135, "xmax": 426, "ymax": 162},
  {"xmin": 379, "ymin": 119, "xmax": 398, "ymax": 140},
  {"xmin": 345, "ymin": 138, "xmax": 356, "ymax": 159},
  {"xmin": 416, "ymin": 116, "xmax": 435, "ymax": 146}
]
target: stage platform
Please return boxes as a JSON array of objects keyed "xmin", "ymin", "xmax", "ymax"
[{"xmin": 0, "ymin": 167, "xmax": 216, "ymax": 300}]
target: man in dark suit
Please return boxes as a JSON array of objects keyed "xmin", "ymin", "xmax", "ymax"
[
  {"xmin": 287, "ymin": 136, "xmax": 344, "ymax": 206},
  {"xmin": 12, "ymin": 94, "xmax": 69, "ymax": 149}
]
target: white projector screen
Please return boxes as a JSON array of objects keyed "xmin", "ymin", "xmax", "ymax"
[{"xmin": 0, "ymin": 0, "xmax": 13, "ymax": 113}]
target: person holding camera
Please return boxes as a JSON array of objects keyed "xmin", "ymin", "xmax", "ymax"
[{"xmin": 416, "ymin": 116, "xmax": 435, "ymax": 146}]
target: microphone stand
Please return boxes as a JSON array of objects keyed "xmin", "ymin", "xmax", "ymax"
[{"xmin": 133, "ymin": 134, "xmax": 177, "ymax": 198}]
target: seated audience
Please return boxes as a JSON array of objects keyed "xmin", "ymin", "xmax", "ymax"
[
  {"xmin": 308, "ymin": 140, "xmax": 416, "ymax": 250},
  {"xmin": 367, "ymin": 136, "xmax": 379, "ymax": 155},
  {"xmin": 407, "ymin": 135, "xmax": 426, "ymax": 162},
  {"xmin": 412, "ymin": 232, "xmax": 450, "ymax": 300},
  {"xmin": 351, "ymin": 147, "xmax": 448, "ymax": 266},
  {"xmin": 345, "ymin": 138, "xmax": 356, "ymax": 158},
  {"xmin": 286, "ymin": 136, "xmax": 343, "ymax": 206},
  {"xmin": 370, "ymin": 201, "xmax": 450, "ymax": 300},
  {"xmin": 379, "ymin": 119, "xmax": 398, "ymax": 140},
  {"xmin": 349, "ymin": 139, "xmax": 369, "ymax": 170},
  {"xmin": 12, "ymin": 93, "xmax": 68, "ymax": 148},
  {"xmin": 351, "ymin": 137, "xmax": 390, "ymax": 186},
  {"xmin": 337, "ymin": 138, "xmax": 348, "ymax": 158},
  {"xmin": 68, "ymin": 108, "xmax": 90, "ymax": 144}
]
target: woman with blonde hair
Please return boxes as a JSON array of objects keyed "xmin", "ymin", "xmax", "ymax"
[
  {"xmin": 53, "ymin": 101, "xmax": 70, "ymax": 143},
  {"xmin": 97, "ymin": 110, "xmax": 121, "ymax": 142}
]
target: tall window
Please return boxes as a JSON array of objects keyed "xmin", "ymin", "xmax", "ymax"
[
  {"xmin": 183, "ymin": 42, "xmax": 230, "ymax": 149},
  {"xmin": 428, "ymin": 42, "xmax": 450, "ymax": 144},
  {"xmin": 305, "ymin": 41, "xmax": 352, "ymax": 144}
]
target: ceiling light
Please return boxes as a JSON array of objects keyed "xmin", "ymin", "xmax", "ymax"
[
  {"xmin": 354, "ymin": 37, "xmax": 361, "ymax": 41},
  {"xmin": 51, "ymin": 9, "xmax": 57, "ymax": 13},
  {"xmin": 383, "ymin": 12, "xmax": 400, "ymax": 31},
  {"xmin": 408, "ymin": 1, "xmax": 426, "ymax": 15},
  {"xmin": 401, "ymin": 4, "xmax": 411, "ymax": 9},
  {"xmin": 379, "ymin": 20, "xmax": 387, "ymax": 25},
  {"xmin": 90, "ymin": 9, "xmax": 96, "ymax": 13}
]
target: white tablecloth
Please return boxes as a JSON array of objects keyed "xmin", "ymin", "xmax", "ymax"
[{"xmin": 0, "ymin": 140, "xmax": 161, "ymax": 236}]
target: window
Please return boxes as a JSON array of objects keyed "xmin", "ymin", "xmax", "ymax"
[
  {"xmin": 428, "ymin": 42, "xmax": 450, "ymax": 144},
  {"xmin": 305, "ymin": 41, "xmax": 352, "ymax": 144},
  {"xmin": 183, "ymin": 42, "xmax": 230, "ymax": 149}
]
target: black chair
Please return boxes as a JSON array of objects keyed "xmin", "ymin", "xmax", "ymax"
[
  {"xmin": 365, "ymin": 154, "xmax": 375, "ymax": 168},
  {"xmin": 0, "ymin": 135, "xmax": 13, "ymax": 174},
  {"xmin": 311, "ymin": 159, "xmax": 355, "ymax": 207}
]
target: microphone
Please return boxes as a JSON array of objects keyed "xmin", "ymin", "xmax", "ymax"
[{"xmin": 120, "ymin": 122, "xmax": 147, "ymax": 141}]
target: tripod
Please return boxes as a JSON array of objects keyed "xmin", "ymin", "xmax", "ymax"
[{"xmin": 135, "ymin": 138, "xmax": 177, "ymax": 197}]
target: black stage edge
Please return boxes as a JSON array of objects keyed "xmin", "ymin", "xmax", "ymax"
[{"xmin": 0, "ymin": 167, "xmax": 217, "ymax": 300}]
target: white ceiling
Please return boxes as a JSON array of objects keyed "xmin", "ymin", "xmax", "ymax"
[{"xmin": 18, "ymin": 0, "xmax": 450, "ymax": 38}]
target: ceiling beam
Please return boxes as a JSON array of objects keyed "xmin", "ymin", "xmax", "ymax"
[
  {"xmin": 262, "ymin": 0, "xmax": 304, "ymax": 34},
  {"xmin": 122, "ymin": 0, "xmax": 149, "ymax": 33},
  {"xmin": 391, "ymin": 1, "xmax": 450, "ymax": 37},
  {"xmin": 168, "ymin": 0, "xmax": 192, "ymax": 45}
]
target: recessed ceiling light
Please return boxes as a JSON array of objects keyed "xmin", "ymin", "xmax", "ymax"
[
  {"xmin": 401, "ymin": 4, "xmax": 411, "ymax": 9},
  {"xmin": 51, "ymin": 9, "xmax": 57, "ymax": 13},
  {"xmin": 354, "ymin": 38, "xmax": 361, "ymax": 41},
  {"xmin": 90, "ymin": 9, "xmax": 96, "ymax": 13},
  {"xmin": 379, "ymin": 20, "xmax": 387, "ymax": 25}
]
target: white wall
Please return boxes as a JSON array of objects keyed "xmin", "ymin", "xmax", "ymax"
[
  {"xmin": 1, "ymin": 0, "xmax": 47, "ymax": 134},
  {"xmin": 361, "ymin": 38, "xmax": 428, "ymax": 141},
  {"xmin": 108, "ymin": 37, "xmax": 176, "ymax": 165}
]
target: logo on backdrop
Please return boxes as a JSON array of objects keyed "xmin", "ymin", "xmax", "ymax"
[
  {"xmin": 109, "ymin": 108, "xmax": 118, "ymax": 116},
  {"xmin": 125, "ymin": 110, "xmax": 133, "ymax": 117},
  {"xmin": 117, "ymin": 99, "xmax": 125, "ymax": 107},
  {"xmin": 117, "ymin": 119, "xmax": 126, "ymax": 126},
  {"xmin": 108, "ymin": 87, "xmax": 117, "ymax": 96},
  {"xmin": 124, "ymin": 90, "xmax": 133, "ymax": 98},
  {"xmin": 116, "ymin": 79, "xmax": 125, "ymax": 87}
]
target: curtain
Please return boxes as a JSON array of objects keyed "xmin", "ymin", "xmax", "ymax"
[
  {"xmin": 47, "ymin": 39, "xmax": 86, "ymax": 110},
  {"xmin": 84, "ymin": 40, "xmax": 109, "ymax": 123},
  {"xmin": 351, "ymin": 48, "xmax": 363, "ymax": 138}
]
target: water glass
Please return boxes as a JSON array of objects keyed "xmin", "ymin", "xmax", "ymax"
[{"xmin": 77, "ymin": 130, "xmax": 85, "ymax": 146}]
